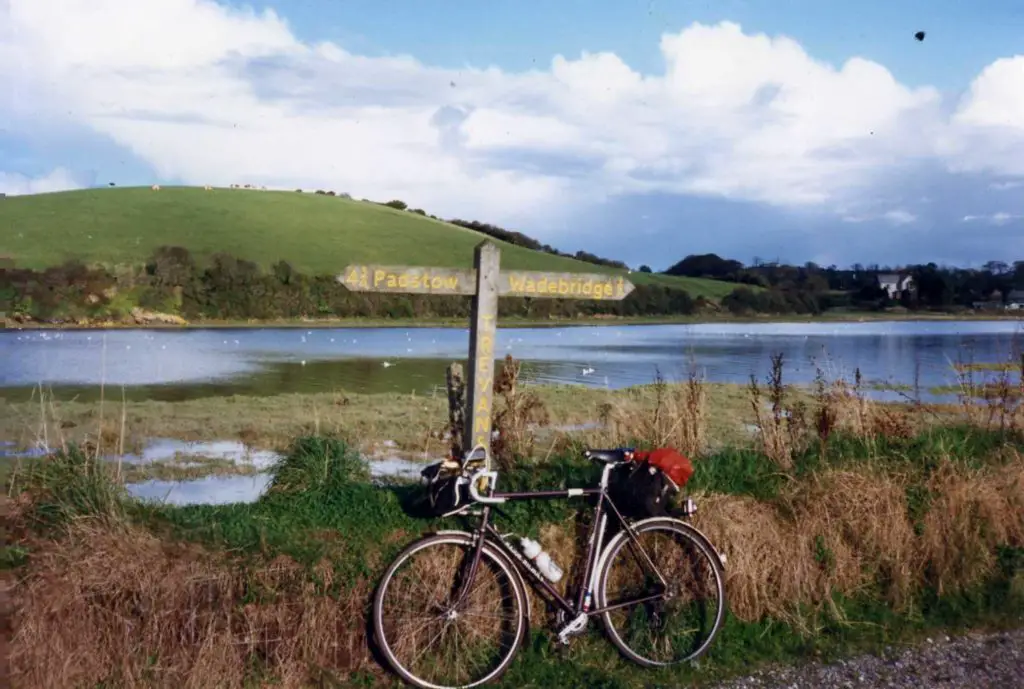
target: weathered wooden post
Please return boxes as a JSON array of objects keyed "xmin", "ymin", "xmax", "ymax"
[
  {"xmin": 340, "ymin": 239, "xmax": 635, "ymax": 470},
  {"xmin": 465, "ymin": 243, "xmax": 500, "ymax": 459},
  {"xmin": 445, "ymin": 363, "xmax": 465, "ymax": 458}
]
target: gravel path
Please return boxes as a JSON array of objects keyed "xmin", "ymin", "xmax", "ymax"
[{"xmin": 707, "ymin": 628, "xmax": 1024, "ymax": 689}]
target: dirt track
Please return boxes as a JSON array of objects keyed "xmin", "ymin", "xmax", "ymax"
[{"xmin": 707, "ymin": 628, "xmax": 1024, "ymax": 689}]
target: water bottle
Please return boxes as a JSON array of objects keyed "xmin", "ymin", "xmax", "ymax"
[{"xmin": 520, "ymin": 537, "xmax": 563, "ymax": 583}]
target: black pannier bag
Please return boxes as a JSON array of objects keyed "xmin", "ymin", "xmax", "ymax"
[
  {"xmin": 609, "ymin": 460, "xmax": 678, "ymax": 519},
  {"xmin": 417, "ymin": 460, "xmax": 470, "ymax": 517}
]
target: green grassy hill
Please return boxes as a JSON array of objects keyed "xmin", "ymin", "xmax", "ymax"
[{"xmin": 0, "ymin": 186, "xmax": 741, "ymax": 300}]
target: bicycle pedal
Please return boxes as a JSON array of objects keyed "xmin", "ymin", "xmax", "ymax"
[{"xmin": 556, "ymin": 613, "xmax": 588, "ymax": 645}]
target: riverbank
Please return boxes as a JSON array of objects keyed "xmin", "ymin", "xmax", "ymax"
[
  {"xmin": 3, "ymin": 375, "xmax": 1022, "ymax": 687},
  {"xmin": 5, "ymin": 309, "xmax": 1024, "ymax": 331},
  {"xmin": 0, "ymin": 348, "xmax": 992, "ymax": 486},
  {"xmin": 0, "ymin": 382, "xmax": 756, "ymax": 480}
]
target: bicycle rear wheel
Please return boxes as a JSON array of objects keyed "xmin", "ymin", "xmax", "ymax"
[
  {"xmin": 597, "ymin": 519, "xmax": 725, "ymax": 667},
  {"xmin": 373, "ymin": 532, "xmax": 527, "ymax": 689}
]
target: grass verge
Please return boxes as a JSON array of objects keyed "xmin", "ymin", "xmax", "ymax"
[{"xmin": 2, "ymin": 356, "xmax": 1024, "ymax": 687}]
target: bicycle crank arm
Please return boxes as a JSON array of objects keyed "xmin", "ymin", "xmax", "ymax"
[{"xmin": 556, "ymin": 612, "xmax": 589, "ymax": 645}]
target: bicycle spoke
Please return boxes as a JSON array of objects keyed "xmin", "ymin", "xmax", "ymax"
[
  {"xmin": 374, "ymin": 536, "xmax": 525, "ymax": 688},
  {"xmin": 600, "ymin": 522, "xmax": 725, "ymax": 666}
]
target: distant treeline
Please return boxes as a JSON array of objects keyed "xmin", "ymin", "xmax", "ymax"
[
  {"xmin": 0, "ymin": 247, "xmax": 700, "ymax": 324},
  {"xmin": 447, "ymin": 220, "xmax": 629, "ymax": 271},
  {"xmin": 353, "ymin": 196, "xmax": 630, "ymax": 270},
  {"xmin": 669, "ymin": 252, "xmax": 1024, "ymax": 314}
]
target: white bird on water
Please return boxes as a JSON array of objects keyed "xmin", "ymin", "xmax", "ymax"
[{"xmin": 581, "ymin": 366, "xmax": 595, "ymax": 376}]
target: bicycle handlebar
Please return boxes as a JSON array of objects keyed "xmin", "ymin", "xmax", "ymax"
[{"xmin": 467, "ymin": 469, "xmax": 508, "ymax": 505}]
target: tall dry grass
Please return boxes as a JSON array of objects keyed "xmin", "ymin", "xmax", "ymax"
[
  {"xmin": 691, "ymin": 454, "xmax": 1024, "ymax": 626},
  {"xmin": 747, "ymin": 355, "xmax": 921, "ymax": 470},
  {"xmin": 491, "ymin": 354, "xmax": 550, "ymax": 470},
  {"xmin": 596, "ymin": 362, "xmax": 708, "ymax": 459},
  {"xmin": 10, "ymin": 521, "xmax": 372, "ymax": 688},
  {"xmin": 920, "ymin": 458, "xmax": 1024, "ymax": 595},
  {"xmin": 10, "ymin": 450, "xmax": 1020, "ymax": 688},
  {"xmin": 6, "ymin": 353, "xmax": 1024, "ymax": 686},
  {"xmin": 952, "ymin": 353, "xmax": 1024, "ymax": 432}
]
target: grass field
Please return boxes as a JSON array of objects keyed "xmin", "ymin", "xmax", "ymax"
[
  {"xmin": 0, "ymin": 186, "xmax": 742, "ymax": 300},
  {"xmin": 3, "ymin": 355, "xmax": 1023, "ymax": 688}
]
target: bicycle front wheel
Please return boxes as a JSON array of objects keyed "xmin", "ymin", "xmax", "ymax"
[
  {"xmin": 597, "ymin": 519, "xmax": 725, "ymax": 667},
  {"xmin": 372, "ymin": 532, "xmax": 527, "ymax": 689}
]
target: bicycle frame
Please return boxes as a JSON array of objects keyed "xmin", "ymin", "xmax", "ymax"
[{"xmin": 454, "ymin": 461, "xmax": 669, "ymax": 624}]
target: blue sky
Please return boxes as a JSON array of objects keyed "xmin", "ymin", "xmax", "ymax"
[
  {"xmin": 2, "ymin": 0, "xmax": 1024, "ymax": 269},
  {"xmin": 277, "ymin": 0, "xmax": 1022, "ymax": 90}
]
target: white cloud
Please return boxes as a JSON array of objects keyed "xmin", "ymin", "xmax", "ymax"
[
  {"xmin": 0, "ymin": 167, "xmax": 82, "ymax": 196},
  {"xmin": 946, "ymin": 56, "xmax": 1024, "ymax": 178},
  {"xmin": 883, "ymin": 210, "xmax": 917, "ymax": 226},
  {"xmin": 963, "ymin": 212, "xmax": 1023, "ymax": 226},
  {"xmin": 1, "ymin": 1, "xmax": 1023, "ymax": 238}
]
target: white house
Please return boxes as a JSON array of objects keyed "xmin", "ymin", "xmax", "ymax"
[{"xmin": 877, "ymin": 273, "xmax": 915, "ymax": 299}]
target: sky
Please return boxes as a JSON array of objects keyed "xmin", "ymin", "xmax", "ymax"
[{"xmin": 2, "ymin": 0, "xmax": 1024, "ymax": 270}]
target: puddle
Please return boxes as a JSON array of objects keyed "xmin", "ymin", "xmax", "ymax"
[
  {"xmin": 0, "ymin": 441, "xmax": 49, "ymax": 459},
  {"xmin": 548, "ymin": 421, "xmax": 603, "ymax": 433},
  {"xmin": 0, "ymin": 438, "xmax": 283, "ymax": 468},
  {"xmin": 128, "ymin": 473, "xmax": 274, "ymax": 506},
  {"xmin": 126, "ymin": 456, "xmax": 430, "ymax": 506},
  {"xmin": 120, "ymin": 443, "xmax": 435, "ymax": 506},
  {"xmin": 119, "ymin": 438, "xmax": 282, "ymax": 469},
  {"xmin": 370, "ymin": 456, "xmax": 429, "ymax": 481}
]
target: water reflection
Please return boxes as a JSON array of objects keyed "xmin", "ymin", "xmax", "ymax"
[
  {"xmin": 128, "ymin": 473, "xmax": 273, "ymax": 506},
  {"xmin": 124, "ymin": 451, "xmax": 431, "ymax": 506},
  {"xmin": 2, "ymin": 321, "xmax": 1023, "ymax": 402}
]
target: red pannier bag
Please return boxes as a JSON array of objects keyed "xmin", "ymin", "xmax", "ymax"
[{"xmin": 634, "ymin": 448, "xmax": 694, "ymax": 490}]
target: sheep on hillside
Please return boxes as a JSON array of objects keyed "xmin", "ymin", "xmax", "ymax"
[{"xmin": 151, "ymin": 185, "xmax": 161, "ymax": 191}]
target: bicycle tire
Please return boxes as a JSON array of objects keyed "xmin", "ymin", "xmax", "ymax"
[
  {"xmin": 596, "ymin": 518, "xmax": 726, "ymax": 667},
  {"xmin": 372, "ymin": 532, "xmax": 528, "ymax": 689}
]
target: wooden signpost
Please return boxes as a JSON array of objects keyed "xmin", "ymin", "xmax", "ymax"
[{"xmin": 339, "ymin": 240, "xmax": 635, "ymax": 468}]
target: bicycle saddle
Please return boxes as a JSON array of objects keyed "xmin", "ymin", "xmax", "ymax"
[{"xmin": 584, "ymin": 448, "xmax": 632, "ymax": 463}]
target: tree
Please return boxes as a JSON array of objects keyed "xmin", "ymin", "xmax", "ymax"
[
  {"xmin": 664, "ymin": 253, "xmax": 743, "ymax": 279},
  {"xmin": 638, "ymin": 265, "xmax": 652, "ymax": 273},
  {"xmin": 911, "ymin": 263, "xmax": 953, "ymax": 307},
  {"xmin": 384, "ymin": 199, "xmax": 408, "ymax": 210},
  {"xmin": 1014, "ymin": 261, "xmax": 1024, "ymax": 288}
]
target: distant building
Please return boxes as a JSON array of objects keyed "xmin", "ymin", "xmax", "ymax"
[
  {"xmin": 1007, "ymin": 290, "xmax": 1024, "ymax": 310},
  {"xmin": 877, "ymin": 273, "xmax": 915, "ymax": 298},
  {"xmin": 974, "ymin": 289, "xmax": 1005, "ymax": 310}
]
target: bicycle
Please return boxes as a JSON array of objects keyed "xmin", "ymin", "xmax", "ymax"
[{"xmin": 372, "ymin": 447, "xmax": 728, "ymax": 689}]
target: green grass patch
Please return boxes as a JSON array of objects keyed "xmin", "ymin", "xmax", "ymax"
[
  {"xmin": 687, "ymin": 425, "xmax": 1024, "ymax": 502},
  {"xmin": 0, "ymin": 186, "xmax": 740, "ymax": 301},
  {"xmin": 6, "ymin": 427, "xmax": 1024, "ymax": 687}
]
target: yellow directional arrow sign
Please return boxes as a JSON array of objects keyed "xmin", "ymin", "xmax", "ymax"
[
  {"xmin": 339, "ymin": 265, "xmax": 635, "ymax": 301},
  {"xmin": 339, "ymin": 244, "xmax": 638, "ymax": 469}
]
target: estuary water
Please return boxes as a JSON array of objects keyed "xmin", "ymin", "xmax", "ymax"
[{"xmin": 2, "ymin": 320, "xmax": 1022, "ymax": 402}]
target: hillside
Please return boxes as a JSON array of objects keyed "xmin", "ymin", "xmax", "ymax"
[{"xmin": 0, "ymin": 186, "xmax": 740, "ymax": 301}]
